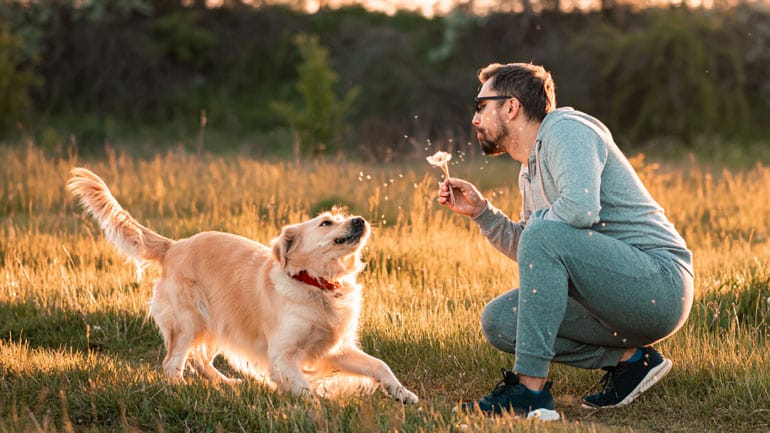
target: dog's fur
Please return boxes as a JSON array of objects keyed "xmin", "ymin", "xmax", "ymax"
[{"xmin": 66, "ymin": 168, "xmax": 417, "ymax": 403}]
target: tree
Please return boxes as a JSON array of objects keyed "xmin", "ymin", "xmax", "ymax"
[{"xmin": 270, "ymin": 33, "xmax": 359, "ymax": 160}]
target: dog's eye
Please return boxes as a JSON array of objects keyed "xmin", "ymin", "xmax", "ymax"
[{"xmin": 320, "ymin": 220, "xmax": 332, "ymax": 227}]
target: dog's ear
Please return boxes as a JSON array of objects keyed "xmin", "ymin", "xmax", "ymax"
[{"xmin": 272, "ymin": 225, "xmax": 300, "ymax": 268}]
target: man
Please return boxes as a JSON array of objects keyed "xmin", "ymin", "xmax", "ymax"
[{"xmin": 437, "ymin": 62, "xmax": 693, "ymax": 420}]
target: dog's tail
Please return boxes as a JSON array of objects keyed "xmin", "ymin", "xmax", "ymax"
[{"xmin": 67, "ymin": 167, "xmax": 172, "ymax": 276}]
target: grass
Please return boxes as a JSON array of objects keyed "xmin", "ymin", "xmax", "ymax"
[{"xmin": 1, "ymin": 143, "xmax": 769, "ymax": 432}]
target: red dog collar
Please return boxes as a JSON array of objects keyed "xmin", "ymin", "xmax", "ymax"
[{"xmin": 292, "ymin": 271, "xmax": 341, "ymax": 291}]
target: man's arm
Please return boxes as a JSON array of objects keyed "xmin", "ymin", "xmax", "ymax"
[
  {"xmin": 472, "ymin": 201, "xmax": 525, "ymax": 261},
  {"xmin": 530, "ymin": 119, "xmax": 607, "ymax": 227},
  {"xmin": 439, "ymin": 178, "xmax": 525, "ymax": 261}
]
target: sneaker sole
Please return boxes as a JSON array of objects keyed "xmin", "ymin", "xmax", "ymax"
[
  {"xmin": 581, "ymin": 358, "xmax": 673, "ymax": 409},
  {"xmin": 453, "ymin": 405, "xmax": 561, "ymax": 422},
  {"xmin": 526, "ymin": 408, "xmax": 561, "ymax": 422}
]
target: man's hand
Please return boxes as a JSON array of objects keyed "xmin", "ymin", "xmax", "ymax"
[{"xmin": 438, "ymin": 178, "xmax": 487, "ymax": 217}]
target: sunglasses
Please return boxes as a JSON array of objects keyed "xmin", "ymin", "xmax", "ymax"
[{"xmin": 474, "ymin": 95, "xmax": 513, "ymax": 113}]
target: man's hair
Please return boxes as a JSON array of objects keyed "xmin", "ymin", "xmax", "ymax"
[{"xmin": 478, "ymin": 63, "xmax": 556, "ymax": 121}]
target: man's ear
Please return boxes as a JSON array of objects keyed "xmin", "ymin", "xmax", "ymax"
[
  {"xmin": 272, "ymin": 225, "xmax": 299, "ymax": 268},
  {"xmin": 506, "ymin": 98, "xmax": 520, "ymax": 119}
]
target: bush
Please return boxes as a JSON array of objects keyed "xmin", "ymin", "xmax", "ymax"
[{"xmin": 571, "ymin": 9, "xmax": 749, "ymax": 144}]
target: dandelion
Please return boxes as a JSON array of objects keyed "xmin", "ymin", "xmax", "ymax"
[
  {"xmin": 427, "ymin": 150, "xmax": 455, "ymax": 205},
  {"xmin": 427, "ymin": 151, "xmax": 452, "ymax": 177}
]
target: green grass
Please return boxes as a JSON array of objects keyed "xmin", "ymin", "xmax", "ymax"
[{"xmin": 1, "ymin": 144, "xmax": 769, "ymax": 432}]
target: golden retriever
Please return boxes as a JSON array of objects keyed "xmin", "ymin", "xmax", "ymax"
[{"xmin": 66, "ymin": 167, "xmax": 418, "ymax": 403}]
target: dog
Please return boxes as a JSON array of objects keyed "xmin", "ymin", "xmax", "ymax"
[{"xmin": 66, "ymin": 167, "xmax": 418, "ymax": 403}]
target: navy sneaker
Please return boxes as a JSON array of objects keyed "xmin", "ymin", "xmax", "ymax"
[
  {"xmin": 582, "ymin": 346, "xmax": 673, "ymax": 409},
  {"xmin": 459, "ymin": 369, "xmax": 560, "ymax": 421}
]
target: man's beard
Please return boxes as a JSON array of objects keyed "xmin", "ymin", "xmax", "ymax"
[{"xmin": 477, "ymin": 123, "xmax": 509, "ymax": 156}]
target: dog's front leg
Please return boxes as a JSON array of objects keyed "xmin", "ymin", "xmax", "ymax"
[
  {"xmin": 268, "ymin": 351, "xmax": 312, "ymax": 396},
  {"xmin": 323, "ymin": 349, "xmax": 419, "ymax": 403}
]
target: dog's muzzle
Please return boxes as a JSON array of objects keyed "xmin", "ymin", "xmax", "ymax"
[{"xmin": 334, "ymin": 217, "xmax": 368, "ymax": 245}]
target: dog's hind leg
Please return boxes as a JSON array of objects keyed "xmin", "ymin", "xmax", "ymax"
[
  {"xmin": 190, "ymin": 343, "xmax": 242, "ymax": 385},
  {"xmin": 159, "ymin": 325, "xmax": 196, "ymax": 381}
]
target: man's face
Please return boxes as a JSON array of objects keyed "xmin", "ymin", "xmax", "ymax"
[{"xmin": 472, "ymin": 80, "xmax": 510, "ymax": 156}]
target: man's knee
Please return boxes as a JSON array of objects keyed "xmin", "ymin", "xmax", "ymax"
[
  {"xmin": 518, "ymin": 219, "xmax": 572, "ymax": 260},
  {"xmin": 480, "ymin": 291, "xmax": 518, "ymax": 354},
  {"xmin": 520, "ymin": 219, "xmax": 568, "ymax": 246}
]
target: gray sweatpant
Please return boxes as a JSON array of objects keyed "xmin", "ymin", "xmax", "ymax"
[{"xmin": 480, "ymin": 219, "xmax": 694, "ymax": 377}]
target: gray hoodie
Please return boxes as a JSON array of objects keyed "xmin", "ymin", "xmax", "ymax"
[{"xmin": 472, "ymin": 107, "xmax": 693, "ymax": 276}]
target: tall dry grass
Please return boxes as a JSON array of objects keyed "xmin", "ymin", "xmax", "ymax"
[{"xmin": 1, "ymin": 143, "xmax": 769, "ymax": 432}]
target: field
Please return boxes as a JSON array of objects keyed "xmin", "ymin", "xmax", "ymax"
[{"xmin": 1, "ymin": 144, "xmax": 769, "ymax": 432}]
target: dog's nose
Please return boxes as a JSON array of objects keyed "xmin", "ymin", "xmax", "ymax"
[{"xmin": 352, "ymin": 217, "xmax": 365, "ymax": 229}]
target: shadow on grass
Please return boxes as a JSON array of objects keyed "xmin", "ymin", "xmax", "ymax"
[{"xmin": 0, "ymin": 299, "xmax": 161, "ymax": 359}]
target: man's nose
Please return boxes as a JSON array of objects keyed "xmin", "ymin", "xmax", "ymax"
[{"xmin": 471, "ymin": 113, "xmax": 481, "ymax": 126}]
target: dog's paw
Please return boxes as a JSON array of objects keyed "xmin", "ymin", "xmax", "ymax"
[{"xmin": 393, "ymin": 386, "xmax": 419, "ymax": 404}]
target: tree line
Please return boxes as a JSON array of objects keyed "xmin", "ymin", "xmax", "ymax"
[{"xmin": 1, "ymin": 1, "xmax": 768, "ymax": 158}]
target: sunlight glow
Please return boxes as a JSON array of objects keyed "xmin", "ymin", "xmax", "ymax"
[{"xmin": 200, "ymin": 0, "xmax": 768, "ymax": 15}]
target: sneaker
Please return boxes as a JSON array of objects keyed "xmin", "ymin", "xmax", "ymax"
[
  {"xmin": 582, "ymin": 346, "xmax": 673, "ymax": 409},
  {"xmin": 459, "ymin": 369, "xmax": 560, "ymax": 421}
]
